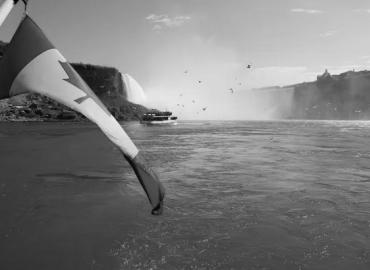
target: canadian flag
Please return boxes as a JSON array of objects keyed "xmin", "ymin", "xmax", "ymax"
[{"xmin": 0, "ymin": 16, "xmax": 165, "ymax": 215}]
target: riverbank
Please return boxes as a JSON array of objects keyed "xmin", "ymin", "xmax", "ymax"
[{"xmin": 0, "ymin": 92, "xmax": 148, "ymax": 122}]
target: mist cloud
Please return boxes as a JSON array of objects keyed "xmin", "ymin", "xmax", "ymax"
[{"xmin": 142, "ymin": 37, "xmax": 317, "ymax": 120}]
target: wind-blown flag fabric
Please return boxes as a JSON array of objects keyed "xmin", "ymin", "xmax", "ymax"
[{"xmin": 0, "ymin": 16, "xmax": 165, "ymax": 214}]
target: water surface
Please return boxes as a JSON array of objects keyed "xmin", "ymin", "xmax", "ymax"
[{"xmin": 1, "ymin": 120, "xmax": 370, "ymax": 269}]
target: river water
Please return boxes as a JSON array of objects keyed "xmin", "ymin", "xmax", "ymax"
[{"xmin": 1, "ymin": 120, "xmax": 370, "ymax": 269}]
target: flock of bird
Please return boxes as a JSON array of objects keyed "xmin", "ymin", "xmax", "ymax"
[{"xmin": 175, "ymin": 64, "xmax": 252, "ymax": 115}]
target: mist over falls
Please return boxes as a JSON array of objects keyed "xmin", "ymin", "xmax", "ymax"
[{"xmin": 234, "ymin": 88, "xmax": 294, "ymax": 120}]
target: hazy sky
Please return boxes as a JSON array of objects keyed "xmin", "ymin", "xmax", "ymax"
[{"xmin": 1, "ymin": 0, "xmax": 370, "ymax": 119}]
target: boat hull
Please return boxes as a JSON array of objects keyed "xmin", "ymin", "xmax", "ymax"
[{"xmin": 141, "ymin": 119, "xmax": 177, "ymax": 125}]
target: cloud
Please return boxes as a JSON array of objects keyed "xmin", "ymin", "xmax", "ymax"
[
  {"xmin": 146, "ymin": 14, "xmax": 191, "ymax": 31},
  {"xmin": 320, "ymin": 30, "xmax": 337, "ymax": 38},
  {"xmin": 290, "ymin": 8, "xmax": 323, "ymax": 14}
]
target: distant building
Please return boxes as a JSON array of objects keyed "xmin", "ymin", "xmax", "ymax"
[{"xmin": 317, "ymin": 69, "xmax": 331, "ymax": 81}]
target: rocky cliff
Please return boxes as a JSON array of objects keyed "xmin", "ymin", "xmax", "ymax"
[
  {"xmin": 255, "ymin": 69, "xmax": 370, "ymax": 120},
  {"xmin": 290, "ymin": 70, "xmax": 370, "ymax": 119}
]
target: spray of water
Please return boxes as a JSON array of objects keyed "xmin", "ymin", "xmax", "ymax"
[{"xmin": 141, "ymin": 37, "xmax": 314, "ymax": 120}]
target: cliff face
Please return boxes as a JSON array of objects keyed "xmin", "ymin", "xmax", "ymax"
[
  {"xmin": 71, "ymin": 63, "xmax": 147, "ymax": 120},
  {"xmin": 254, "ymin": 70, "xmax": 370, "ymax": 120},
  {"xmin": 0, "ymin": 42, "xmax": 149, "ymax": 121},
  {"xmin": 291, "ymin": 70, "xmax": 370, "ymax": 119},
  {"xmin": 72, "ymin": 63, "xmax": 126, "ymax": 99}
]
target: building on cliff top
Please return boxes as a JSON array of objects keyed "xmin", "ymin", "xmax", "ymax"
[{"xmin": 317, "ymin": 69, "xmax": 332, "ymax": 81}]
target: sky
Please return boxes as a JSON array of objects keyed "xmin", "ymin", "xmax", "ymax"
[{"xmin": 1, "ymin": 0, "xmax": 370, "ymax": 119}]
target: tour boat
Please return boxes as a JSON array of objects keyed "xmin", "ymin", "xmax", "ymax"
[{"xmin": 141, "ymin": 111, "xmax": 178, "ymax": 125}]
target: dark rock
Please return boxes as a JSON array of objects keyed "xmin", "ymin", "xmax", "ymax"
[
  {"xmin": 29, "ymin": 103, "xmax": 37, "ymax": 109},
  {"xmin": 35, "ymin": 109, "xmax": 43, "ymax": 116}
]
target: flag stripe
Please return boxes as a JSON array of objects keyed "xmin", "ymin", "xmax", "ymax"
[{"xmin": 0, "ymin": 16, "xmax": 54, "ymax": 98}]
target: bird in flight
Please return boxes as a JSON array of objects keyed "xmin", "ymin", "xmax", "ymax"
[
  {"xmin": 246, "ymin": 64, "xmax": 251, "ymax": 69},
  {"xmin": 202, "ymin": 107, "xmax": 207, "ymax": 111},
  {"xmin": 229, "ymin": 88, "xmax": 234, "ymax": 94},
  {"xmin": 198, "ymin": 80, "xmax": 202, "ymax": 83}
]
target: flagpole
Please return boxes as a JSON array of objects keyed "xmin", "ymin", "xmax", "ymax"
[{"xmin": 0, "ymin": 0, "xmax": 16, "ymax": 27}]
